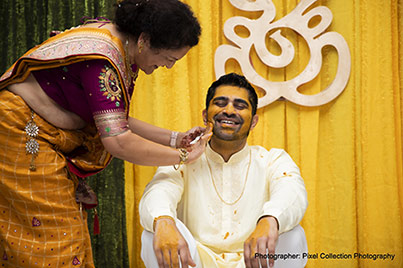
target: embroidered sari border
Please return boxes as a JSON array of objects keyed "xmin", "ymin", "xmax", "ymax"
[{"xmin": 93, "ymin": 110, "xmax": 129, "ymax": 138}]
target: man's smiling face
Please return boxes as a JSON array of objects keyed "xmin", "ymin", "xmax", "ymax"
[{"xmin": 204, "ymin": 85, "xmax": 255, "ymax": 142}]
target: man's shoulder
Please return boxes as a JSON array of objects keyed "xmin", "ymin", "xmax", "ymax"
[
  {"xmin": 249, "ymin": 145, "xmax": 295, "ymax": 165},
  {"xmin": 249, "ymin": 145, "xmax": 287, "ymax": 157}
]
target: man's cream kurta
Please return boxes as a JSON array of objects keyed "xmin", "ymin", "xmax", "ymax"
[{"xmin": 139, "ymin": 144, "xmax": 308, "ymax": 266}]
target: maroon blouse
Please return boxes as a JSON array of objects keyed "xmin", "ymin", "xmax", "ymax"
[{"xmin": 32, "ymin": 59, "xmax": 135, "ymax": 124}]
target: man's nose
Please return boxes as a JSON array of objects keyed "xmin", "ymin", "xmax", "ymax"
[{"xmin": 223, "ymin": 103, "xmax": 235, "ymax": 114}]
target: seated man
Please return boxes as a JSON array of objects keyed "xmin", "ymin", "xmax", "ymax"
[{"xmin": 139, "ymin": 73, "xmax": 308, "ymax": 268}]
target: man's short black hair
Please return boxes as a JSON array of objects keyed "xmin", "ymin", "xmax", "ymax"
[{"xmin": 206, "ymin": 73, "xmax": 258, "ymax": 115}]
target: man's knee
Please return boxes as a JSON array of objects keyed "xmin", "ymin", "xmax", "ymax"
[
  {"xmin": 277, "ymin": 225, "xmax": 307, "ymax": 253},
  {"xmin": 271, "ymin": 225, "xmax": 307, "ymax": 268},
  {"xmin": 141, "ymin": 229, "xmax": 156, "ymax": 266},
  {"xmin": 141, "ymin": 229, "xmax": 154, "ymax": 250}
]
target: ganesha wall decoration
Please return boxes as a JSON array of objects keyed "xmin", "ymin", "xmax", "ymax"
[{"xmin": 214, "ymin": 0, "xmax": 351, "ymax": 108}]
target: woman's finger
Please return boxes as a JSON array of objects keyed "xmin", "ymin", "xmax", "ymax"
[{"xmin": 200, "ymin": 123, "xmax": 213, "ymax": 144}]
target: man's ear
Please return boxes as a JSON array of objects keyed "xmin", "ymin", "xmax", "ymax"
[
  {"xmin": 250, "ymin": 114, "xmax": 259, "ymax": 130},
  {"xmin": 202, "ymin": 109, "xmax": 207, "ymax": 126}
]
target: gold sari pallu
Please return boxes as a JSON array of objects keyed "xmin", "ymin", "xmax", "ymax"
[{"xmin": 0, "ymin": 90, "xmax": 94, "ymax": 267}]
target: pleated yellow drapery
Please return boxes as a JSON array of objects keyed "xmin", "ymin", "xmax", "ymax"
[{"xmin": 125, "ymin": 0, "xmax": 403, "ymax": 267}]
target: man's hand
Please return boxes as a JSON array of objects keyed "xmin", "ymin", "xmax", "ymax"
[
  {"xmin": 244, "ymin": 216, "xmax": 279, "ymax": 268},
  {"xmin": 153, "ymin": 217, "xmax": 196, "ymax": 268}
]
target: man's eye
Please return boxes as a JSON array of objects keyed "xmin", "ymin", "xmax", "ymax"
[
  {"xmin": 235, "ymin": 104, "xmax": 247, "ymax": 109},
  {"xmin": 214, "ymin": 101, "xmax": 226, "ymax": 107}
]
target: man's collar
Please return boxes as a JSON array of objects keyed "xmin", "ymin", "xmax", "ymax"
[{"xmin": 206, "ymin": 143, "xmax": 250, "ymax": 164}]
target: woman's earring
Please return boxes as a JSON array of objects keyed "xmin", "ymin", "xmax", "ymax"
[{"xmin": 138, "ymin": 41, "xmax": 143, "ymax": 54}]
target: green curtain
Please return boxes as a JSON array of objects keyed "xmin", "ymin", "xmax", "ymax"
[{"xmin": 0, "ymin": 1, "xmax": 129, "ymax": 267}]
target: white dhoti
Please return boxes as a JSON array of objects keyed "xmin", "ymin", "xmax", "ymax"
[{"xmin": 141, "ymin": 220, "xmax": 308, "ymax": 268}]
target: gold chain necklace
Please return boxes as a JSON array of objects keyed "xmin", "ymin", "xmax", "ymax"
[
  {"xmin": 206, "ymin": 151, "xmax": 251, "ymax": 206},
  {"xmin": 124, "ymin": 38, "xmax": 138, "ymax": 84}
]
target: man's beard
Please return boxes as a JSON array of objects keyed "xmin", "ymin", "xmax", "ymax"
[{"xmin": 212, "ymin": 121, "xmax": 252, "ymax": 141}]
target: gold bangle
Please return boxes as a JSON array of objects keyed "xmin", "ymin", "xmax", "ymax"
[{"xmin": 173, "ymin": 148, "xmax": 188, "ymax": 170}]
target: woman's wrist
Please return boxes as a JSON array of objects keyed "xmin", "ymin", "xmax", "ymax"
[
  {"xmin": 176, "ymin": 131, "xmax": 187, "ymax": 148},
  {"xmin": 170, "ymin": 131, "xmax": 178, "ymax": 148},
  {"xmin": 173, "ymin": 148, "xmax": 188, "ymax": 170}
]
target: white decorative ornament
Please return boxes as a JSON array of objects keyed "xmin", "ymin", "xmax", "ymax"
[{"xmin": 214, "ymin": 0, "xmax": 351, "ymax": 108}]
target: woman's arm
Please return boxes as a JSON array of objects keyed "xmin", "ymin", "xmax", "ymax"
[
  {"xmin": 128, "ymin": 117, "xmax": 204, "ymax": 148},
  {"xmin": 77, "ymin": 59, "xmax": 211, "ymax": 165},
  {"xmin": 101, "ymin": 129, "xmax": 210, "ymax": 166},
  {"xmin": 128, "ymin": 117, "xmax": 173, "ymax": 147}
]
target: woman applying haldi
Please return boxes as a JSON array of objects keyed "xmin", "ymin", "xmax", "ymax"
[{"xmin": 0, "ymin": 0, "xmax": 210, "ymax": 266}]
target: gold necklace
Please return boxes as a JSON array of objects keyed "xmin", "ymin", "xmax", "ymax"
[
  {"xmin": 206, "ymin": 150, "xmax": 251, "ymax": 206},
  {"xmin": 124, "ymin": 38, "xmax": 138, "ymax": 84}
]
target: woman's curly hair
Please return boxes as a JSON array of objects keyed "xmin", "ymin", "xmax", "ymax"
[{"xmin": 115, "ymin": 0, "xmax": 201, "ymax": 50}]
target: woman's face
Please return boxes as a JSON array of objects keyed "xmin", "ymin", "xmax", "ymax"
[{"xmin": 131, "ymin": 37, "xmax": 190, "ymax": 75}]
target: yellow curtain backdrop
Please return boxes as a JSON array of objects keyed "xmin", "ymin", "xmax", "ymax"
[{"xmin": 125, "ymin": 0, "xmax": 403, "ymax": 267}]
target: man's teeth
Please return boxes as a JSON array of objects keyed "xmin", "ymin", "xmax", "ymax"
[{"xmin": 221, "ymin": 120, "xmax": 236, "ymax": 124}]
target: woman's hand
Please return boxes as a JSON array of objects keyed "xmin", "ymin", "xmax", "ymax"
[
  {"xmin": 177, "ymin": 126, "xmax": 204, "ymax": 149},
  {"xmin": 184, "ymin": 123, "xmax": 212, "ymax": 164},
  {"xmin": 177, "ymin": 122, "xmax": 213, "ymax": 150}
]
